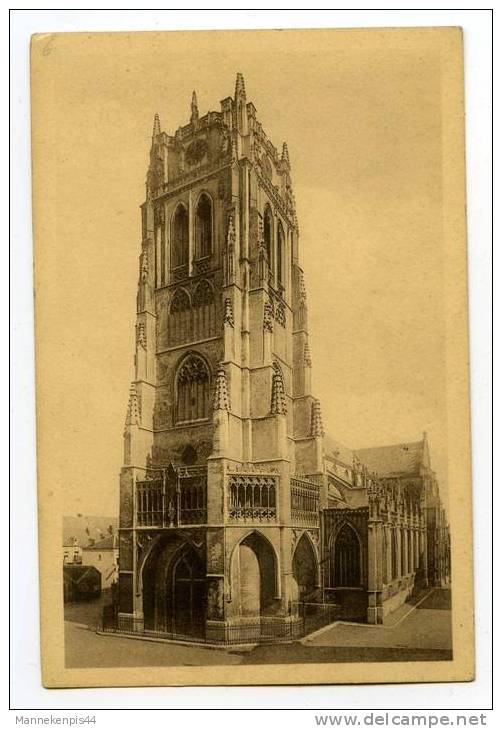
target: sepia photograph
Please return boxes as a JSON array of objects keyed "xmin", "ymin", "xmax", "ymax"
[{"xmin": 30, "ymin": 25, "xmax": 473, "ymax": 688}]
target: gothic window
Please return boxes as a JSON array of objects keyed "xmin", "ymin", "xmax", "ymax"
[
  {"xmin": 392, "ymin": 528, "xmax": 398, "ymax": 580},
  {"xmin": 277, "ymin": 221, "xmax": 285, "ymax": 288},
  {"xmin": 195, "ymin": 193, "xmax": 213, "ymax": 259},
  {"xmin": 154, "ymin": 207, "xmax": 166, "ymax": 287},
  {"xmin": 175, "ymin": 354, "xmax": 210, "ymax": 423},
  {"xmin": 264, "ymin": 205, "xmax": 273, "ymax": 269},
  {"xmin": 330, "ymin": 523, "xmax": 361, "ymax": 588},
  {"xmin": 192, "ymin": 279, "xmax": 216, "ymax": 340},
  {"xmin": 171, "ymin": 203, "xmax": 189, "ymax": 269},
  {"xmin": 401, "ymin": 528, "xmax": 407, "ymax": 575},
  {"xmin": 169, "ymin": 288, "xmax": 191, "ymax": 346}
]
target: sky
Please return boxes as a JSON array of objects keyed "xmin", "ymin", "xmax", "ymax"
[{"xmin": 32, "ymin": 28, "xmax": 449, "ymax": 516}]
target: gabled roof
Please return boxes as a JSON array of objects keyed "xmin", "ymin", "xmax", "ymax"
[
  {"xmin": 63, "ymin": 515, "xmax": 118, "ymax": 547},
  {"xmin": 83, "ymin": 535, "xmax": 118, "ymax": 551},
  {"xmin": 354, "ymin": 440, "xmax": 425, "ymax": 477}
]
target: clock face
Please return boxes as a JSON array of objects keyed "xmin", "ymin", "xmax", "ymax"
[{"xmin": 185, "ymin": 138, "xmax": 208, "ymax": 166}]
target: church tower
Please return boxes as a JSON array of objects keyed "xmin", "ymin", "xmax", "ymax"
[{"xmin": 118, "ymin": 74, "xmax": 325, "ymax": 641}]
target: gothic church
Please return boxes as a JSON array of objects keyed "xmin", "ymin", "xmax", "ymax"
[{"xmin": 117, "ymin": 74, "xmax": 450, "ymax": 642}]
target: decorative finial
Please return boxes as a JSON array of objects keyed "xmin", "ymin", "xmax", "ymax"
[
  {"xmin": 263, "ymin": 300, "xmax": 274, "ymax": 333},
  {"xmin": 152, "ymin": 113, "xmax": 161, "ymax": 140},
  {"xmin": 235, "ymin": 72, "xmax": 246, "ymax": 99},
  {"xmin": 311, "ymin": 399, "xmax": 325, "ymax": 438},
  {"xmin": 304, "ymin": 341, "xmax": 312, "ymax": 368},
  {"xmin": 223, "ymin": 298, "xmax": 234, "ymax": 328},
  {"xmin": 125, "ymin": 383, "xmax": 140, "ymax": 427},
  {"xmin": 227, "ymin": 214, "xmax": 236, "ymax": 248},
  {"xmin": 282, "ymin": 142, "xmax": 290, "ymax": 167},
  {"xmin": 213, "ymin": 365, "xmax": 230, "ymax": 411},
  {"xmin": 191, "ymin": 90, "xmax": 199, "ymax": 125},
  {"xmin": 271, "ymin": 370, "xmax": 287, "ymax": 415}
]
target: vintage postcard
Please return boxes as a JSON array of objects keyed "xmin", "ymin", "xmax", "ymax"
[{"xmin": 32, "ymin": 26, "xmax": 473, "ymax": 687}]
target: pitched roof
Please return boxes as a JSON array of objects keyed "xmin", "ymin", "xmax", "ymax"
[
  {"xmin": 62, "ymin": 515, "xmax": 118, "ymax": 547},
  {"xmin": 83, "ymin": 535, "xmax": 118, "ymax": 551},
  {"xmin": 354, "ymin": 440, "xmax": 424, "ymax": 477},
  {"xmin": 323, "ymin": 434, "xmax": 354, "ymax": 466}
]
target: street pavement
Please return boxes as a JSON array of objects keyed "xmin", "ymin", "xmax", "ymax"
[{"xmin": 64, "ymin": 588, "xmax": 452, "ymax": 668}]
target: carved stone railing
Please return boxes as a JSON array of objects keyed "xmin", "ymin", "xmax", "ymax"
[
  {"xmin": 227, "ymin": 473, "xmax": 277, "ymax": 523},
  {"xmin": 136, "ymin": 466, "xmax": 207, "ymax": 527},
  {"xmin": 291, "ymin": 476, "xmax": 320, "ymax": 527}
]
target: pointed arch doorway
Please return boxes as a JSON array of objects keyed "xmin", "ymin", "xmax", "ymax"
[
  {"xmin": 142, "ymin": 539, "xmax": 207, "ymax": 638},
  {"xmin": 171, "ymin": 546, "xmax": 207, "ymax": 637},
  {"xmin": 292, "ymin": 533, "xmax": 319, "ymax": 601}
]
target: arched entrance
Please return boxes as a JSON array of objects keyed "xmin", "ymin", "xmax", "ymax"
[
  {"xmin": 171, "ymin": 547, "xmax": 206, "ymax": 637},
  {"xmin": 142, "ymin": 538, "xmax": 207, "ymax": 637},
  {"xmin": 231, "ymin": 532, "xmax": 277, "ymax": 617},
  {"xmin": 292, "ymin": 534, "xmax": 319, "ymax": 601},
  {"xmin": 330, "ymin": 523, "xmax": 361, "ymax": 587}
]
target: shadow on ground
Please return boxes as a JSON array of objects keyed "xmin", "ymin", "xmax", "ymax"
[{"xmin": 64, "ymin": 588, "xmax": 452, "ymax": 668}]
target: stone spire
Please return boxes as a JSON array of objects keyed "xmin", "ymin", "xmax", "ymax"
[
  {"xmin": 213, "ymin": 365, "xmax": 230, "ymax": 411},
  {"xmin": 152, "ymin": 113, "xmax": 161, "ymax": 140},
  {"xmin": 235, "ymin": 72, "xmax": 246, "ymax": 99},
  {"xmin": 125, "ymin": 383, "xmax": 141, "ymax": 427},
  {"xmin": 311, "ymin": 399, "xmax": 324, "ymax": 438},
  {"xmin": 191, "ymin": 90, "xmax": 199, "ymax": 125},
  {"xmin": 271, "ymin": 370, "xmax": 287, "ymax": 415}
]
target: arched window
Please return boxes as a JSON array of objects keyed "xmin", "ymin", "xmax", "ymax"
[
  {"xmin": 195, "ymin": 193, "xmax": 212, "ymax": 259},
  {"xmin": 264, "ymin": 206, "xmax": 273, "ymax": 269},
  {"xmin": 175, "ymin": 354, "xmax": 210, "ymax": 423},
  {"xmin": 330, "ymin": 523, "xmax": 361, "ymax": 587},
  {"xmin": 401, "ymin": 528, "xmax": 407, "ymax": 576},
  {"xmin": 276, "ymin": 221, "xmax": 285, "ymax": 288},
  {"xmin": 171, "ymin": 204, "xmax": 189, "ymax": 269},
  {"xmin": 392, "ymin": 528, "xmax": 398, "ymax": 581},
  {"xmin": 169, "ymin": 288, "xmax": 191, "ymax": 346},
  {"xmin": 192, "ymin": 280, "xmax": 216, "ymax": 340}
]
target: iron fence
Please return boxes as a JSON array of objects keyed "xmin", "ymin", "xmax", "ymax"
[{"xmin": 101, "ymin": 601, "xmax": 340, "ymax": 645}]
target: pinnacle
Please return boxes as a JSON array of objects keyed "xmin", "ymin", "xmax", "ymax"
[
  {"xmin": 191, "ymin": 91, "xmax": 199, "ymax": 123},
  {"xmin": 311, "ymin": 398, "xmax": 325, "ymax": 438},
  {"xmin": 152, "ymin": 113, "xmax": 161, "ymax": 139},
  {"xmin": 235, "ymin": 72, "xmax": 246, "ymax": 98},
  {"xmin": 271, "ymin": 370, "xmax": 287, "ymax": 415},
  {"xmin": 282, "ymin": 142, "xmax": 290, "ymax": 165},
  {"xmin": 213, "ymin": 365, "xmax": 230, "ymax": 411},
  {"xmin": 125, "ymin": 382, "xmax": 140, "ymax": 427}
]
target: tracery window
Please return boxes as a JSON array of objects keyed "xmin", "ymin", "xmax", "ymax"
[
  {"xmin": 171, "ymin": 203, "xmax": 189, "ymax": 269},
  {"xmin": 330, "ymin": 523, "xmax": 361, "ymax": 588},
  {"xmin": 169, "ymin": 288, "xmax": 191, "ymax": 346},
  {"xmin": 277, "ymin": 221, "xmax": 285, "ymax": 288},
  {"xmin": 264, "ymin": 206, "xmax": 273, "ymax": 269},
  {"xmin": 175, "ymin": 354, "xmax": 210, "ymax": 423},
  {"xmin": 192, "ymin": 279, "xmax": 216, "ymax": 340},
  {"xmin": 392, "ymin": 528, "xmax": 398, "ymax": 580},
  {"xmin": 195, "ymin": 193, "xmax": 213, "ymax": 259}
]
